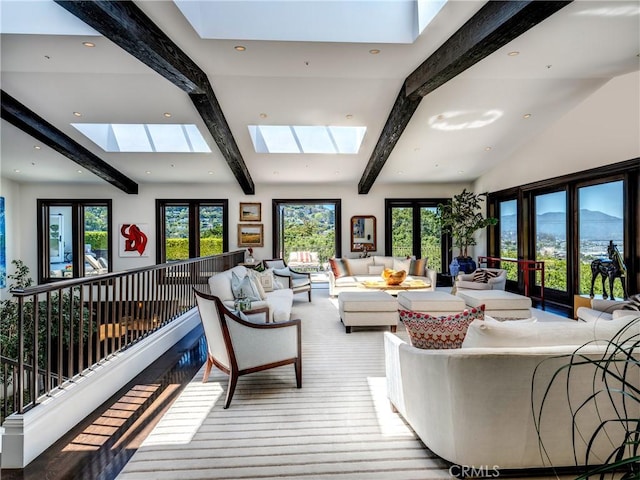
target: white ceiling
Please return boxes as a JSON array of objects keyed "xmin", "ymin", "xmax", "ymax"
[{"xmin": 1, "ymin": 0, "xmax": 639, "ymax": 191}]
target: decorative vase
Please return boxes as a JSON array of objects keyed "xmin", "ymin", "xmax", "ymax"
[
  {"xmin": 458, "ymin": 257, "xmax": 476, "ymax": 274},
  {"xmin": 449, "ymin": 257, "xmax": 460, "ymax": 277}
]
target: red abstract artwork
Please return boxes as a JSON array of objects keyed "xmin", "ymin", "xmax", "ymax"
[{"xmin": 120, "ymin": 224, "xmax": 148, "ymax": 256}]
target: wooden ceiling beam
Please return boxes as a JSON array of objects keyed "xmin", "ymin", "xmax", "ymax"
[
  {"xmin": 358, "ymin": 0, "xmax": 572, "ymax": 194},
  {"xmin": 55, "ymin": 0, "xmax": 255, "ymax": 194},
  {"xmin": 1, "ymin": 90, "xmax": 138, "ymax": 194}
]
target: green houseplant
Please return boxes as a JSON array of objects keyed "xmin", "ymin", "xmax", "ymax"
[{"xmin": 437, "ymin": 188, "xmax": 497, "ymax": 274}]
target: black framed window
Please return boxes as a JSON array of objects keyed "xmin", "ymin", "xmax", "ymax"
[
  {"xmin": 156, "ymin": 199, "xmax": 228, "ymax": 263},
  {"xmin": 38, "ymin": 199, "xmax": 112, "ymax": 283},
  {"xmin": 385, "ymin": 199, "xmax": 450, "ymax": 274},
  {"xmin": 272, "ymin": 199, "xmax": 341, "ymax": 265},
  {"xmin": 488, "ymin": 158, "xmax": 638, "ymax": 308}
]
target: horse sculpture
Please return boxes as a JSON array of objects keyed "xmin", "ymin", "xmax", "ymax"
[{"xmin": 590, "ymin": 240, "xmax": 628, "ymax": 299}]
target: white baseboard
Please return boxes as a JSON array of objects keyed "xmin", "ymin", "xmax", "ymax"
[{"xmin": 1, "ymin": 308, "xmax": 200, "ymax": 468}]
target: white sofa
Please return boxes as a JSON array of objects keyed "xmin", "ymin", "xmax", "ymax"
[
  {"xmin": 328, "ymin": 256, "xmax": 436, "ymax": 296},
  {"xmin": 384, "ymin": 314, "xmax": 640, "ymax": 469},
  {"xmin": 208, "ymin": 265, "xmax": 293, "ymax": 322}
]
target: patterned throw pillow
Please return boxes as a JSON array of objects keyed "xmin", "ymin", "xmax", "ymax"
[
  {"xmin": 409, "ymin": 258, "xmax": 426, "ymax": 276},
  {"xmin": 485, "ymin": 270, "xmax": 501, "ymax": 280},
  {"xmin": 472, "ymin": 269, "xmax": 488, "ymax": 283},
  {"xmin": 249, "ymin": 268, "xmax": 275, "ymax": 292},
  {"xmin": 329, "ymin": 258, "xmax": 351, "ymax": 278},
  {"xmin": 399, "ymin": 305, "xmax": 485, "ymax": 349}
]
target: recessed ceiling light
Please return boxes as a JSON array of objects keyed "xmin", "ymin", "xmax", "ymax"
[
  {"xmin": 163, "ymin": 112, "xmax": 172, "ymax": 118},
  {"xmin": 234, "ymin": 45, "xmax": 246, "ymax": 51},
  {"xmin": 523, "ymin": 113, "xmax": 532, "ymax": 119},
  {"xmin": 259, "ymin": 113, "xmax": 268, "ymax": 119},
  {"xmin": 508, "ymin": 51, "xmax": 520, "ymax": 56},
  {"xmin": 397, "ymin": 171, "xmax": 404, "ymax": 175},
  {"xmin": 435, "ymin": 163, "xmax": 439, "ymax": 168},
  {"xmin": 334, "ymin": 170, "xmax": 340, "ymax": 175},
  {"xmin": 170, "ymin": 164, "xmax": 175, "ymax": 168},
  {"xmin": 369, "ymin": 49, "xmax": 380, "ymax": 55},
  {"xmin": 208, "ymin": 171, "xmax": 214, "ymax": 175},
  {"xmin": 31, "ymin": 162, "xmax": 36, "ymax": 166},
  {"xmin": 13, "ymin": 169, "xmax": 20, "ymax": 173},
  {"xmin": 485, "ymin": 146, "xmax": 492, "ymax": 151},
  {"xmin": 73, "ymin": 111, "xmax": 82, "ymax": 117},
  {"xmin": 145, "ymin": 170, "xmax": 151, "ymax": 174},
  {"xmin": 546, "ymin": 64, "xmax": 552, "ymax": 69},
  {"xmin": 414, "ymin": 147, "xmax": 420, "ymax": 152},
  {"xmin": 346, "ymin": 114, "xmax": 353, "ymax": 120},
  {"xmin": 44, "ymin": 55, "xmax": 51, "ymax": 60},
  {"xmin": 458, "ymin": 170, "xmax": 464, "ymax": 174},
  {"xmin": 83, "ymin": 41, "xmax": 95, "ymax": 48},
  {"xmin": 77, "ymin": 170, "xmax": 83, "ymax": 174},
  {"xmin": 34, "ymin": 145, "xmax": 41, "ymax": 150},
  {"xmin": 273, "ymin": 171, "xmax": 279, "ymax": 175}
]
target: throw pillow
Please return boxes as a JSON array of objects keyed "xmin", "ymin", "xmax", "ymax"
[
  {"xmin": 400, "ymin": 305, "xmax": 485, "ymax": 349},
  {"xmin": 329, "ymin": 258, "xmax": 351, "ymax": 278},
  {"xmin": 368, "ymin": 265, "xmax": 385, "ymax": 275},
  {"xmin": 408, "ymin": 258, "xmax": 426, "ymax": 276},
  {"xmin": 485, "ymin": 270, "xmax": 501, "ymax": 281},
  {"xmin": 249, "ymin": 268, "xmax": 275, "ymax": 292},
  {"xmin": 621, "ymin": 293, "xmax": 640, "ymax": 311},
  {"xmin": 393, "ymin": 258, "xmax": 411, "ymax": 274},
  {"xmin": 231, "ymin": 271, "xmax": 262, "ymax": 301},
  {"xmin": 472, "ymin": 269, "xmax": 487, "ymax": 283}
]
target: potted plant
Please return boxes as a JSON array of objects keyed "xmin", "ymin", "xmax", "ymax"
[{"xmin": 437, "ymin": 189, "xmax": 497, "ymax": 274}]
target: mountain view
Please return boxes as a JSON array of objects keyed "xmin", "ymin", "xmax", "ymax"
[{"xmin": 501, "ymin": 209, "xmax": 623, "ymax": 243}]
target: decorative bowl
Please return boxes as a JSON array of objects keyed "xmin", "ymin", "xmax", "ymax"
[{"xmin": 382, "ymin": 268, "xmax": 407, "ymax": 285}]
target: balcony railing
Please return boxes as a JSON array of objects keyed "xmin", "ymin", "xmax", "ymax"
[{"xmin": 0, "ymin": 251, "xmax": 244, "ymax": 424}]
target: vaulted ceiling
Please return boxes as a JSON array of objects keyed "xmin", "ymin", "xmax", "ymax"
[{"xmin": 1, "ymin": 1, "xmax": 639, "ymax": 194}]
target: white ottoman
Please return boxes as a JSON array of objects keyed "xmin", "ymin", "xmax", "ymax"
[
  {"xmin": 397, "ymin": 291, "xmax": 466, "ymax": 316},
  {"xmin": 456, "ymin": 290, "xmax": 532, "ymax": 319},
  {"xmin": 338, "ymin": 291, "xmax": 398, "ymax": 334}
]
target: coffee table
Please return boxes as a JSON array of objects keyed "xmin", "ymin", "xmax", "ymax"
[{"xmin": 360, "ymin": 279, "xmax": 431, "ymax": 295}]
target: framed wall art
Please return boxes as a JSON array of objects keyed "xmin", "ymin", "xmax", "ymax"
[
  {"xmin": 240, "ymin": 202, "xmax": 261, "ymax": 222},
  {"xmin": 238, "ymin": 223, "xmax": 264, "ymax": 247},
  {"xmin": 119, "ymin": 223, "xmax": 149, "ymax": 257}
]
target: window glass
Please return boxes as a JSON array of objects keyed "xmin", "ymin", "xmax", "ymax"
[
  {"xmin": 391, "ymin": 207, "xmax": 413, "ymax": 257},
  {"xmin": 164, "ymin": 205, "xmax": 189, "ymax": 261},
  {"xmin": 199, "ymin": 205, "xmax": 224, "ymax": 256},
  {"xmin": 499, "ymin": 199, "xmax": 518, "ymax": 281},
  {"xmin": 84, "ymin": 206, "xmax": 109, "ymax": 275},
  {"xmin": 535, "ymin": 191, "xmax": 567, "ymax": 291},
  {"xmin": 578, "ymin": 181, "xmax": 624, "ymax": 298},
  {"xmin": 420, "ymin": 207, "xmax": 442, "ymax": 273}
]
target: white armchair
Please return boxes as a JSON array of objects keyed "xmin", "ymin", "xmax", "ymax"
[
  {"xmin": 263, "ymin": 258, "xmax": 312, "ymax": 301},
  {"xmin": 456, "ymin": 268, "xmax": 507, "ymax": 291},
  {"xmin": 193, "ymin": 288, "xmax": 302, "ymax": 408}
]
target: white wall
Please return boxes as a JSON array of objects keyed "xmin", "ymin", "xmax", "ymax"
[
  {"xmin": 10, "ymin": 181, "xmax": 469, "ymax": 279},
  {"xmin": 475, "ymin": 71, "xmax": 640, "ymax": 194},
  {"xmin": 473, "ymin": 70, "xmax": 640, "ymax": 257}
]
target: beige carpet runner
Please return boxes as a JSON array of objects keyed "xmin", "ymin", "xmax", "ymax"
[{"xmin": 116, "ymin": 290, "xmax": 452, "ymax": 479}]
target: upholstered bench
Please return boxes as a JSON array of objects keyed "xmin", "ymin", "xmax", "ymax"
[
  {"xmin": 338, "ymin": 291, "xmax": 398, "ymax": 334},
  {"xmin": 456, "ymin": 290, "xmax": 532, "ymax": 319},
  {"xmin": 397, "ymin": 291, "xmax": 466, "ymax": 316}
]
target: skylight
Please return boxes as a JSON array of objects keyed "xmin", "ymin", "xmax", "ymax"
[
  {"xmin": 248, "ymin": 125, "xmax": 366, "ymax": 154},
  {"xmin": 174, "ymin": 0, "xmax": 447, "ymax": 44},
  {"xmin": 72, "ymin": 124, "xmax": 211, "ymax": 153},
  {"xmin": 0, "ymin": 0, "xmax": 99, "ymax": 35}
]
